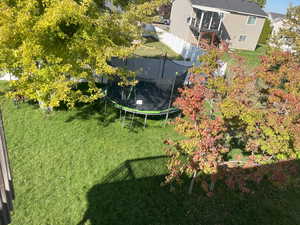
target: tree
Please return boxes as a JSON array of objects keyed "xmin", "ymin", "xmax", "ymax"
[
  {"xmin": 0, "ymin": 0, "xmax": 166, "ymax": 108},
  {"xmin": 258, "ymin": 18, "xmax": 273, "ymax": 45},
  {"xmin": 165, "ymin": 46, "xmax": 230, "ymax": 194},
  {"xmin": 278, "ymin": 5, "xmax": 300, "ymax": 55},
  {"xmin": 165, "ymin": 45, "xmax": 300, "ymax": 195},
  {"xmin": 250, "ymin": 0, "xmax": 267, "ymax": 8},
  {"xmin": 157, "ymin": 2, "xmax": 172, "ymax": 19}
]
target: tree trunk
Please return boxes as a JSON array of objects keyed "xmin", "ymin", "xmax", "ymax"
[
  {"xmin": 188, "ymin": 171, "xmax": 197, "ymax": 195},
  {"xmin": 38, "ymin": 101, "xmax": 53, "ymax": 113}
]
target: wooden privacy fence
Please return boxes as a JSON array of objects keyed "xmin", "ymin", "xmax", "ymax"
[{"xmin": 0, "ymin": 111, "xmax": 14, "ymax": 225}]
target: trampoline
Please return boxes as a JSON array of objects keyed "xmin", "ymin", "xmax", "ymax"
[{"xmin": 106, "ymin": 56, "xmax": 192, "ymax": 126}]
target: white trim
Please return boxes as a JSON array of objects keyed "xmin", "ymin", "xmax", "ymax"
[
  {"xmin": 192, "ymin": 4, "xmax": 267, "ymax": 18},
  {"xmin": 192, "ymin": 5, "xmax": 228, "ymax": 14},
  {"xmin": 223, "ymin": 10, "xmax": 267, "ymax": 18},
  {"xmin": 198, "ymin": 11, "xmax": 205, "ymax": 32},
  {"xmin": 208, "ymin": 12, "xmax": 214, "ymax": 30}
]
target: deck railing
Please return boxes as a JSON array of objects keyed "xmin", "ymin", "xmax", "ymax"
[{"xmin": 0, "ymin": 111, "xmax": 14, "ymax": 225}]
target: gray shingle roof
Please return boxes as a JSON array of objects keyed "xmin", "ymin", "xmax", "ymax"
[
  {"xmin": 269, "ymin": 12, "xmax": 285, "ymax": 20},
  {"xmin": 190, "ymin": 0, "xmax": 268, "ymax": 17}
]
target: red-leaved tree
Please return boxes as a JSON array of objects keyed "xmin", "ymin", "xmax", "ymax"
[{"xmin": 165, "ymin": 44, "xmax": 300, "ymax": 195}]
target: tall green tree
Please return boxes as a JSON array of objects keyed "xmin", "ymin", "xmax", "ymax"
[
  {"xmin": 258, "ymin": 18, "xmax": 273, "ymax": 45},
  {"xmin": 0, "ymin": 0, "xmax": 165, "ymax": 108},
  {"xmin": 250, "ymin": 0, "xmax": 267, "ymax": 8}
]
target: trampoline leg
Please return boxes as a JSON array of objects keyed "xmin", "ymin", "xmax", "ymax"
[
  {"xmin": 104, "ymin": 98, "xmax": 107, "ymax": 113},
  {"xmin": 144, "ymin": 114, "xmax": 148, "ymax": 128},
  {"xmin": 164, "ymin": 113, "xmax": 169, "ymax": 127},
  {"xmin": 130, "ymin": 113, "xmax": 135, "ymax": 128},
  {"xmin": 122, "ymin": 111, "xmax": 127, "ymax": 128},
  {"xmin": 119, "ymin": 110, "xmax": 122, "ymax": 121}
]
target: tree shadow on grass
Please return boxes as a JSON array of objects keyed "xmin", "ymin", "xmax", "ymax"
[
  {"xmin": 78, "ymin": 157, "xmax": 300, "ymax": 225},
  {"xmin": 64, "ymin": 100, "xmax": 119, "ymax": 127},
  {"xmin": 0, "ymin": 91, "xmax": 6, "ymax": 97},
  {"xmin": 64, "ymin": 100, "xmax": 180, "ymax": 129},
  {"xmin": 120, "ymin": 111, "xmax": 181, "ymax": 133},
  {"xmin": 144, "ymin": 36, "xmax": 159, "ymax": 44}
]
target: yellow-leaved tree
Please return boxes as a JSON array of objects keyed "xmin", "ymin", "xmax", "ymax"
[{"xmin": 0, "ymin": 0, "xmax": 165, "ymax": 108}]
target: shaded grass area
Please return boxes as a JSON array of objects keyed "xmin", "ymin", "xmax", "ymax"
[
  {"xmin": 78, "ymin": 157, "xmax": 300, "ymax": 225},
  {"xmin": 135, "ymin": 38, "xmax": 183, "ymax": 60},
  {"xmin": 1, "ymin": 81, "xmax": 300, "ymax": 225},
  {"xmin": 223, "ymin": 45, "xmax": 267, "ymax": 69}
]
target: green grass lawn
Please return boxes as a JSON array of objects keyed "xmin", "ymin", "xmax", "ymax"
[
  {"xmin": 135, "ymin": 38, "xmax": 183, "ymax": 60},
  {"xmin": 1, "ymin": 81, "xmax": 300, "ymax": 225},
  {"xmin": 223, "ymin": 45, "xmax": 268, "ymax": 69}
]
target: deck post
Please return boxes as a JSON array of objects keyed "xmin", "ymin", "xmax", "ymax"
[
  {"xmin": 218, "ymin": 13, "xmax": 224, "ymax": 32},
  {"xmin": 189, "ymin": 11, "xmax": 193, "ymax": 26},
  {"xmin": 208, "ymin": 12, "xmax": 214, "ymax": 30},
  {"xmin": 213, "ymin": 32, "xmax": 217, "ymax": 46},
  {"xmin": 197, "ymin": 11, "xmax": 205, "ymax": 45},
  {"xmin": 198, "ymin": 10, "xmax": 205, "ymax": 32}
]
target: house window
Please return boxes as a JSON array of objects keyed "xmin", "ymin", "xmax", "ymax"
[
  {"xmin": 239, "ymin": 35, "xmax": 247, "ymax": 42},
  {"xmin": 247, "ymin": 16, "xmax": 256, "ymax": 24}
]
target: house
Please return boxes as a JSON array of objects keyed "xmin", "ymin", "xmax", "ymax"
[
  {"xmin": 267, "ymin": 12, "xmax": 295, "ymax": 52},
  {"xmin": 170, "ymin": 0, "xmax": 268, "ymax": 51},
  {"xmin": 268, "ymin": 12, "xmax": 285, "ymax": 36}
]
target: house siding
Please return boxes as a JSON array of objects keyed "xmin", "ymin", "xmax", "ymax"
[
  {"xmin": 170, "ymin": 0, "xmax": 195, "ymax": 43},
  {"xmin": 169, "ymin": 0, "xmax": 265, "ymax": 51},
  {"xmin": 223, "ymin": 13, "xmax": 265, "ymax": 50}
]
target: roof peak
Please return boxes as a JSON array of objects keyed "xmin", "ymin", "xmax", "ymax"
[{"xmin": 268, "ymin": 12, "xmax": 285, "ymax": 20}]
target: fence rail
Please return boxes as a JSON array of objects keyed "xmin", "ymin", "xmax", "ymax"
[
  {"xmin": 0, "ymin": 73, "xmax": 17, "ymax": 81},
  {"xmin": 0, "ymin": 111, "xmax": 14, "ymax": 225}
]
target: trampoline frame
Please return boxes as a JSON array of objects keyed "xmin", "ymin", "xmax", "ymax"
[{"xmin": 107, "ymin": 55, "xmax": 191, "ymax": 127}]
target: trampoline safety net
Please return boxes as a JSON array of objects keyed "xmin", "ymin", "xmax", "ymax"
[{"xmin": 107, "ymin": 57, "xmax": 191, "ymax": 115}]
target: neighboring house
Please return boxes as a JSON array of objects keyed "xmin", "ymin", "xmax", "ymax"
[
  {"xmin": 267, "ymin": 12, "xmax": 295, "ymax": 52},
  {"xmin": 268, "ymin": 12, "xmax": 285, "ymax": 36},
  {"xmin": 170, "ymin": 0, "xmax": 268, "ymax": 51},
  {"xmin": 104, "ymin": 0, "xmax": 122, "ymax": 12}
]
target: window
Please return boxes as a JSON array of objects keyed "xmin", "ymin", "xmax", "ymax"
[
  {"xmin": 247, "ymin": 16, "xmax": 256, "ymax": 24},
  {"xmin": 239, "ymin": 35, "xmax": 247, "ymax": 42}
]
